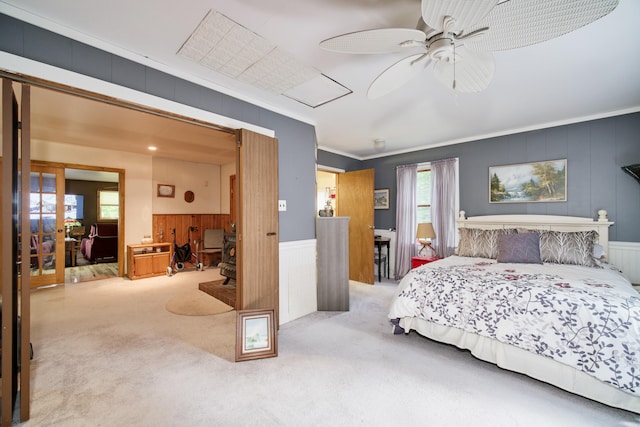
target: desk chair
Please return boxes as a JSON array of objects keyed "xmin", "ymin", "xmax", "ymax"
[
  {"xmin": 68, "ymin": 226, "xmax": 85, "ymax": 263},
  {"xmin": 198, "ymin": 228, "xmax": 223, "ymax": 267},
  {"xmin": 69, "ymin": 226, "xmax": 86, "ymax": 239}
]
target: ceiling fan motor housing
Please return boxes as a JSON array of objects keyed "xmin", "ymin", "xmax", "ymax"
[{"xmin": 428, "ymin": 37, "xmax": 455, "ymax": 62}]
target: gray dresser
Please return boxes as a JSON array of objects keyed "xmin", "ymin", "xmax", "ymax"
[{"xmin": 316, "ymin": 217, "xmax": 350, "ymax": 311}]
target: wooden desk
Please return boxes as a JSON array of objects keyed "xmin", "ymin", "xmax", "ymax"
[{"xmin": 374, "ymin": 236, "xmax": 390, "ymax": 282}]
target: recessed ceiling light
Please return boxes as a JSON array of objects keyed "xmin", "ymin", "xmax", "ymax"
[{"xmin": 148, "ymin": 146, "xmax": 157, "ymax": 151}]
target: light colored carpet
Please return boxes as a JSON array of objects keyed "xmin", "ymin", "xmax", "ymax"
[
  {"xmin": 25, "ymin": 269, "xmax": 639, "ymax": 426},
  {"xmin": 165, "ymin": 290, "xmax": 233, "ymax": 316}
]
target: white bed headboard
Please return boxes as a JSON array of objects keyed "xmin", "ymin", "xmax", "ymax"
[{"xmin": 456, "ymin": 210, "xmax": 614, "ymax": 255}]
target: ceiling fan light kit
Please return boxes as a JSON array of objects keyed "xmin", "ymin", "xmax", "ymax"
[{"xmin": 320, "ymin": 0, "xmax": 619, "ymax": 98}]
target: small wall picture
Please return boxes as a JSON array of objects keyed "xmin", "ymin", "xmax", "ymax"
[
  {"xmin": 490, "ymin": 159, "xmax": 567, "ymax": 203},
  {"xmin": 236, "ymin": 309, "xmax": 277, "ymax": 362},
  {"xmin": 157, "ymin": 184, "xmax": 175, "ymax": 198},
  {"xmin": 374, "ymin": 188, "xmax": 389, "ymax": 209}
]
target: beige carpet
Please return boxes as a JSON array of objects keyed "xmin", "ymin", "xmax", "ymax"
[
  {"xmin": 165, "ymin": 289, "xmax": 234, "ymax": 316},
  {"xmin": 26, "ymin": 270, "xmax": 639, "ymax": 426}
]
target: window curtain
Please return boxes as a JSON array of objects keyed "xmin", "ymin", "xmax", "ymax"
[
  {"xmin": 394, "ymin": 164, "xmax": 417, "ymax": 279},
  {"xmin": 431, "ymin": 158, "xmax": 458, "ymax": 258}
]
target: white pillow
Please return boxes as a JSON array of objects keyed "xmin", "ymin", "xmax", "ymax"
[{"xmin": 593, "ymin": 243, "xmax": 606, "ymax": 260}]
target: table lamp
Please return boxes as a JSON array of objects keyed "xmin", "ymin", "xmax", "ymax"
[{"xmin": 416, "ymin": 222, "xmax": 437, "ymax": 257}]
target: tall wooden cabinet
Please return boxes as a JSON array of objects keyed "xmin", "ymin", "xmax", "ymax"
[{"xmin": 316, "ymin": 217, "xmax": 350, "ymax": 311}]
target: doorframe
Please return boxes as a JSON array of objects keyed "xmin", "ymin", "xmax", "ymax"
[
  {"xmin": 316, "ymin": 165, "xmax": 344, "ymax": 219},
  {"xmin": 32, "ymin": 160, "xmax": 126, "ymax": 278},
  {"xmin": 0, "ymin": 69, "xmax": 252, "ymax": 279}
]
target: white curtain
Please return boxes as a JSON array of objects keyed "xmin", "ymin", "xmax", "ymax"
[
  {"xmin": 394, "ymin": 164, "xmax": 417, "ymax": 279},
  {"xmin": 431, "ymin": 158, "xmax": 458, "ymax": 257}
]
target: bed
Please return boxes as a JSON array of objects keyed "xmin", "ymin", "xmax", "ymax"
[{"xmin": 388, "ymin": 210, "xmax": 640, "ymax": 414}]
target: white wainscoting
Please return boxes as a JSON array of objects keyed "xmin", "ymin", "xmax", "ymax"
[
  {"xmin": 279, "ymin": 239, "xmax": 317, "ymax": 325},
  {"xmin": 608, "ymin": 241, "xmax": 640, "ymax": 285},
  {"xmin": 375, "ymin": 229, "xmax": 396, "ymax": 280}
]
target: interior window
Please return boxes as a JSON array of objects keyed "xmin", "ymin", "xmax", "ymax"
[
  {"xmin": 417, "ymin": 169, "xmax": 431, "ymax": 223},
  {"xmin": 98, "ymin": 190, "xmax": 119, "ymax": 221}
]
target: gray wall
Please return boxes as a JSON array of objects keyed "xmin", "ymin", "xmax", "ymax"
[
  {"xmin": 0, "ymin": 13, "xmax": 317, "ymax": 242},
  {"xmin": 317, "ymin": 150, "xmax": 362, "ymax": 172},
  {"xmin": 321, "ymin": 113, "xmax": 640, "ymax": 243},
  {"xmin": 3, "ymin": 13, "xmax": 638, "ymax": 243}
]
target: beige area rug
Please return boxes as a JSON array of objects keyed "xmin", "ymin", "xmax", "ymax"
[{"xmin": 165, "ymin": 289, "xmax": 234, "ymax": 316}]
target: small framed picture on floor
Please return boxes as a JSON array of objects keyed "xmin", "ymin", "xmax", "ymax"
[{"xmin": 235, "ymin": 308, "xmax": 278, "ymax": 362}]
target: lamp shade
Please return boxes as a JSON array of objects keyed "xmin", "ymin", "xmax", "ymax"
[{"xmin": 416, "ymin": 223, "xmax": 435, "ymax": 240}]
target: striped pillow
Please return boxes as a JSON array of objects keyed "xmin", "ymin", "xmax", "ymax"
[{"xmin": 458, "ymin": 228, "xmax": 518, "ymax": 259}]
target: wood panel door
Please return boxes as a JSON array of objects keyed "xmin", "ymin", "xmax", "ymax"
[
  {"xmin": 28, "ymin": 164, "xmax": 66, "ymax": 288},
  {"xmin": 236, "ymin": 129, "xmax": 279, "ymax": 317},
  {"xmin": 2, "ymin": 78, "xmax": 31, "ymax": 425},
  {"xmin": 336, "ymin": 169, "xmax": 374, "ymax": 284}
]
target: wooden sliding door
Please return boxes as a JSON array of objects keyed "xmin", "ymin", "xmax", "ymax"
[
  {"xmin": 236, "ymin": 129, "xmax": 279, "ymax": 318},
  {"xmin": 2, "ymin": 78, "xmax": 31, "ymax": 425}
]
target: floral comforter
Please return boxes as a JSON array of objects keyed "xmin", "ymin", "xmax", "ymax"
[{"xmin": 388, "ymin": 256, "xmax": 640, "ymax": 395}]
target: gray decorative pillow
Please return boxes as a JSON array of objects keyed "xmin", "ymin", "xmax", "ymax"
[
  {"xmin": 533, "ymin": 230, "xmax": 600, "ymax": 267},
  {"xmin": 458, "ymin": 228, "xmax": 517, "ymax": 259},
  {"xmin": 496, "ymin": 233, "xmax": 543, "ymax": 264}
]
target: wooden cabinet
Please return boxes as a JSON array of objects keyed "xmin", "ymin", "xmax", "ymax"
[
  {"xmin": 316, "ymin": 217, "xmax": 350, "ymax": 311},
  {"xmin": 127, "ymin": 242, "xmax": 172, "ymax": 280}
]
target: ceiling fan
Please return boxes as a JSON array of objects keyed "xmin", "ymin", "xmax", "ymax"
[{"xmin": 320, "ymin": 0, "xmax": 619, "ymax": 99}]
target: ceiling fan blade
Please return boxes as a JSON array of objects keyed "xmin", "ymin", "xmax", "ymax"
[
  {"xmin": 432, "ymin": 47, "xmax": 495, "ymax": 93},
  {"xmin": 367, "ymin": 54, "xmax": 431, "ymax": 99},
  {"xmin": 465, "ymin": 0, "xmax": 619, "ymax": 51},
  {"xmin": 421, "ymin": 0, "xmax": 498, "ymax": 32},
  {"xmin": 319, "ymin": 29, "xmax": 426, "ymax": 54}
]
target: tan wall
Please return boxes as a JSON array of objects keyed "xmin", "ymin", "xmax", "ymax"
[
  {"xmin": 31, "ymin": 140, "xmax": 152, "ymax": 249},
  {"xmin": 152, "ymin": 157, "xmax": 222, "ymax": 214},
  {"xmin": 31, "ymin": 141, "xmax": 234, "ymax": 249}
]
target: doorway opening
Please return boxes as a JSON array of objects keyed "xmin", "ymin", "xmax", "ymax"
[
  {"xmin": 64, "ymin": 167, "xmax": 120, "ymax": 284},
  {"xmin": 317, "ymin": 166, "xmax": 375, "ymax": 284},
  {"xmin": 317, "ymin": 169, "xmax": 337, "ymax": 217}
]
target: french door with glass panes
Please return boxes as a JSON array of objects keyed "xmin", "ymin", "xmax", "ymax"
[{"xmin": 29, "ymin": 164, "xmax": 65, "ymax": 287}]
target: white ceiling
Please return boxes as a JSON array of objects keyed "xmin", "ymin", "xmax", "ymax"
[
  {"xmin": 27, "ymin": 86, "xmax": 238, "ymax": 166},
  {"xmin": 2, "ymin": 0, "xmax": 639, "ymax": 160}
]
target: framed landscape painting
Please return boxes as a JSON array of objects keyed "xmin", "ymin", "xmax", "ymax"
[
  {"xmin": 490, "ymin": 159, "xmax": 567, "ymax": 203},
  {"xmin": 235, "ymin": 309, "xmax": 277, "ymax": 362},
  {"xmin": 374, "ymin": 189, "xmax": 389, "ymax": 209}
]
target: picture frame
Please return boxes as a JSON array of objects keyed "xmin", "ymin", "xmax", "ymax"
[
  {"xmin": 374, "ymin": 188, "xmax": 389, "ymax": 210},
  {"xmin": 157, "ymin": 184, "xmax": 175, "ymax": 198},
  {"xmin": 489, "ymin": 159, "xmax": 567, "ymax": 203},
  {"xmin": 236, "ymin": 308, "xmax": 278, "ymax": 362}
]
